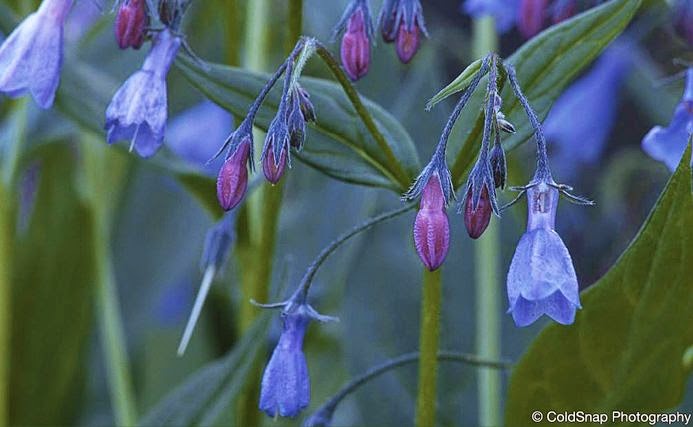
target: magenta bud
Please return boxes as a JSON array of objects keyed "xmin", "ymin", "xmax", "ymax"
[
  {"xmin": 413, "ymin": 174, "xmax": 450, "ymax": 271},
  {"xmin": 395, "ymin": 22, "xmax": 420, "ymax": 64},
  {"xmin": 518, "ymin": 0, "xmax": 548, "ymax": 39},
  {"xmin": 216, "ymin": 140, "xmax": 250, "ymax": 211},
  {"xmin": 464, "ymin": 185, "xmax": 492, "ymax": 239},
  {"xmin": 262, "ymin": 146, "xmax": 288, "ymax": 185},
  {"xmin": 115, "ymin": 0, "xmax": 148, "ymax": 50},
  {"xmin": 341, "ymin": 8, "xmax": 370, "ymax": 81}
]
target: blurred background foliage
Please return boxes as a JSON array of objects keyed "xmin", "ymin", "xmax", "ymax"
[{"xmin": 0, "ymin": 0, "xmax": 691, "ymax": 426}]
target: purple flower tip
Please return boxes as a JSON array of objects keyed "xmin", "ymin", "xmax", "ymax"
[
  {"xmin": 463, "ymin": 184, "xmax": 492, "ymax": 239},
  {"xmin": 0, "ymin": 0, "xmax": 73, "ymax": 109},
  {"xmin": 341, "ymin": 7, "xmax": 371, "ymax": 81},
  {"xmin": 518, "ymin": 0, "xmax": 548, "ymax": 38},
  {"xmin": 105, "ymin": 29, "xmax": 181, "ymax": 158},
  {"xmin": 262, "ymin": 144, "xmax": 288, "ymax": 185},
  {"xmin": 115, "ymin": 0, "xmax": 148, "ymax": 50},
  {"xmin": 216, "ymin": 138, "xmax": 250, "ymax": 211},
  {"xmin": 642, "ymin": 67, "xmax": 693, "ymax": 172},
  {"xmin": 395, "ymin": 22, "xmax": 421, "ymax": 64},
  {"xmin": 507, "ymin": 183, "xmax": 581, "ymax": 327},
  {"xmin": 413, "ymin": 173, "xmax": 450, "ymax": 271}
]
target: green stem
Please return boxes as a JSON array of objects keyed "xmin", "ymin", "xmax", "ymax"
[
  {"xmin": 415, "ymin": 268, "xmax": 442, "ymax": 427},
  {"xmin": 472, "ymin": 16, "xmax": 501, "ymax": 427},
  {"xmin": 314, "ymin": 44, "xmax": 411, "ymax": 190},
  {"xmin": 0, "ymin": 185, "xmax": 14, "ymax": 427}
]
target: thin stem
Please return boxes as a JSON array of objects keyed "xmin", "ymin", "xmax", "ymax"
[
  {"xmin": 2, "ymin": 98, "xmax": 27, "ymax": 186},
  {"xmin": 296, "ymin": 203, "xmax": 416, "ymax": 300},
  {"xmin": 0, "ymin": 185, "xmax": 14, "ymax": 427},
  {"xmin": 307, "ymin": 351, "xmax": 511, "ymax": 425},
  {"xmin": 473, "ymin": 16, "xmax": 502, "ymax": 427},
  {"xmin": 314, "ymin": 43, "xmax": 411, "ymax": 190},
  {"xmin": 504, "ymin": 63, "xmax": 551, "ymax": 179},
  {"xmin": 177, "ymin": 265, "xmax": 216, "ymax": 356},
  {"xmin": 478, "ymin": 56, "xmax": 498, "ymax": 162},
  {"xmin": 415, "ymin": 268, "xmax": 442, "ymax": 427}
]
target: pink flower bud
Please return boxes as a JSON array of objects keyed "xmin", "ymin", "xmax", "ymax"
[
  {"xmin": 395, "ymin": 22, "xmax": 420, "ymax": 64},
  {"xmin": 115, "ymin": 0, "xmax": 148, "ymax": 50},
  {"xmin": 463, "ymin": 184, "xmax": 492, "ymax": 239},
  {"xmin": 262, "ymin": 145, "xmax": 288, "ymax": 185},
  {"xmin": 518, "ymin": 0, "xmax": 547, "ymax": 39},
  {"xmin": 340, "ymin": 8, "xmax": 370, "ymax": 81},
  {"xmin": 413, "ymin": 173, "xmax": 449, "ymax": 271},
  {"xmin": 216, "ymin": 140, "xmax": 250, "ymax": 211}
]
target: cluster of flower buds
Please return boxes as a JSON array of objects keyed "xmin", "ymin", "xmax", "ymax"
[
  {"xmin": 379, "ymin": 0, "xmax": 428, "ymax": 63},
  {"xmin": 406, "ymin": 53, "xmax": 592, "ymax": 327},
  {"xmin": 214, "ymin": 39, "xmax": 317, "ymax": 211},
  {"xmin": 0, "ymin": 0, "xmax": 74, "ymax": 109},
  {"xmin": 115, "ymin": 0, "xmax": 149, "ymax": 50},
  {"xmin": 332, "ymin": 0, "xmax": 428, "ymax": 81}
]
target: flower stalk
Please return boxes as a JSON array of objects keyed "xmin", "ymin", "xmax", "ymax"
[{"xmin": 415, "ymin": 268, "xmax": 442, "ymax": 427}]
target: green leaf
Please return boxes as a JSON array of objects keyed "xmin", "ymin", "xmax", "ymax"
[
  {"xmin": 138, "ymin": 313, "xmax": 271, "ymax": 427},
  {"xmin": 10, "ymin": 143, "xmax": 96, "ymax": 425},
  {"xmin": 505, "ymin": 146, "xmax": 693, "ymax": 425},
  {"xmin": 175, "ymin": 55, "xmax": 421, "ymax": 192},
  {"xmin": 447, "ymin": 0, "xmax": 641, "ymax": 186},
  {"xmin": 426, "ymin": 58, "xmax": 483, "ymax": 110}
]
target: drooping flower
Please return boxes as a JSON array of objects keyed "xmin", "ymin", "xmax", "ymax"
[
  {"xmin": 296, "ymin": 85, "xmax": 317, "ymax": 123},
  {"xmin": 378, "ymin": 0, "xmax": 428, "ymax": 63},
  {"xmin": 463, "ymin": 183, "xmax": 492, "ymax": 239},
  {"xmin": 0, "ymin": 0, "xmax": 73, "ymax": 109},
  {"xmin": 507, "ymin": 182, "xmax": 581, "ymax": 326},
  {"xmin": 287, "ymin": 87, "xmax": 307, "ymax": 149},
  {"xmin": 261, "ymin": 111, "xmax": 291, "ymax": 184},
  {"xmin": 462, "ymin": 0, "xmax": 519, "ymax": 34},
  {"xmin": 217, "ymin": 137, "xmax": 251, "ymax": 211},
  {"xmin": 642, "ymin": 68, "xmax": 693, "ymax": 171},
  {"xmin": 105, "ymin": 28, "xmax": 181, "ymax": 157},
  {"xmin": 334, "ymin": 0, "xmax": 373, "ymax": 81},
  {"xmin": 259, "ymin": 299, "xmax": 336, "ymax": 418},
  {"xmin": 115, "ymin": 0, "xmax": 149, "ymax": 50},
  {"xmin": 517, "ymin": 0, "xmax": 548, "ymax": 38},
  {"xmin": 413, "ymin": 172, "xmax": 450, "ymax": 271},
  {"xmin": 544, "ymin": 42, "xmax": 632, "ymax": 179}
]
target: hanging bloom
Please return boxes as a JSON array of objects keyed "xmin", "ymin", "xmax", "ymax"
[
  {"xmin": 672, "ymin": 0, "xmax": 693, "ymax": 47},
  {"xmin": 462, "ymin": 0, "xmax": 519, "ymax": 34},
  {"xmin": 378, "ymin": 0, "xmax": 428, "ymax": 63},
  {"xmin": 412, "ymin": 172, "xmax": 450, "ymax": 271},
  {"xmin": 261, "ymin": 112, "xmax": 291, "ymax": 184},
  {"xmin": 462, "ymin": 180, "xmax": 493, "ymax": 239},
  {"xmin": 105, "ymin": 28, "xmax": 181, "ymax": 157},
  {"xmin": 489, "ymin": 142, "xmax": 507, "ymax": 189},
  {"xmin": 642, "ymin": 68, "xmax": 693, "ymax": 171},
  {"xmin": 517, "ymin": 0, "xmax": 547, "ymax": 38},
  {"xmin": 334, "ymin": 0, "xmax": 373, "ymax": 81},
  {"xmin": 115, "ymin": 0, "xmax": 149, "ymax": 50},
  {"xmin": 217, "ymin": 137, "xmax": 251, "ymax": 211},
  {"xmin": 259, "ymin": 299, "xmax": 336, "ymax": 418},
  {"xmin": 544, "ymin": 43, "xmax": 632, "ymax": 179},
  {"xmin": 287, "ymin": 88, "xmax": 307, "ymax": 149},
  {"xmin": 296, "ymin": 85, "xmax": 317, "ymax": 123},
  {"xmin": 0, "ymin": 0, "xmax": 73, "ymax": 109},
  {"xmin": 507, "ymin": 182, "xmax": 581, "ymax": 326}
]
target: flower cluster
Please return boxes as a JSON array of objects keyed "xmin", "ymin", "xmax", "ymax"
[
  {"xmin": 214, "ymin": 39, "xmax": 317, "ymax": 211},
  {"xmin": 333, "ymin": 0, "xmax": 428, "ymax": 81},
  {"xmin": 405, "ymin": 54, "xmax": 592, "ymax": 327}
]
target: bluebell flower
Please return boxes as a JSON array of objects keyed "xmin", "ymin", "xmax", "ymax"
[
  {"xmin": 642, "ymin": 68, "xmax": 693, "ymax": 171},
  {"xmin": 105, "ymin": 28, "xmax": 181, "ymax": 158},
  {"xmin": 544, "ymin": 42, "xmax": 632, "ymax": 179},
  {"xmin": 0, "ymin": 0, "xmax": 73, "ymax": 109},
  {"xmin": 507, "ymin": 182, "xmax": 581, "ymax": 326},
  {"xmin": 259, "ymin": 299, "xmax": 336, "ymax": 418},
  {"xmin": 461, "ymin": 0, "xmax": 518, "ymax": 34}
]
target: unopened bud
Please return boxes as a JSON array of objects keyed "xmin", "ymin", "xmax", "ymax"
[
  {"xmin": 216, "ymin": 139, "xmax": 250, "ymax": 211},
  {"xmin": 413, "ymin": 173, "xmax": 449, "ymax": 271},
  {"xmin": 115, "ymin": 0, "xmax": 148, "ymax": 50},
  {"xmin": 490, "ymin": 144, "xmax": 507, "ymax": 189},
  {"xmin": 287, "ymin": 94, "xmax": 306, "ymax": 150},
  {"xmin": 395, "ymin": 22, "xmax": 420, "ymax": 64},
  {"xmin": 262, "ymin": 144, "xmax": 288, "ymax": 184},
  {"xmin": 463, "ymin": 184, "xmax": 492, "ymax": 239},
  {"xmin": 497, "ymin": 112, "xmax": 516, "ymax": 134},
  {"xmin": 341, "ymin": 8, "xmax": 371, "ymax": 81},
  {"xmin": 296, "ymin": 86, "xmax": 316, "ymax": 123}
]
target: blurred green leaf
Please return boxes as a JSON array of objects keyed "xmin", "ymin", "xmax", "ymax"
[
  {"xmin": 10, "ymin": 143, "xmax": 96, "ymax": 425},
  {"xmin": 175, "ymin": 55, "xmax": 421, "ymax": 192},
  {"xmin": 505, "ymin": 146, "xmax": 693, "ymax": 425},
  {"xmin": 138, "ymin": 313, "xmax": 271, "ymax": 427},
  {"xmin": 448, "ymin": 0, "xmax": 641, "ymax": 186}
]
